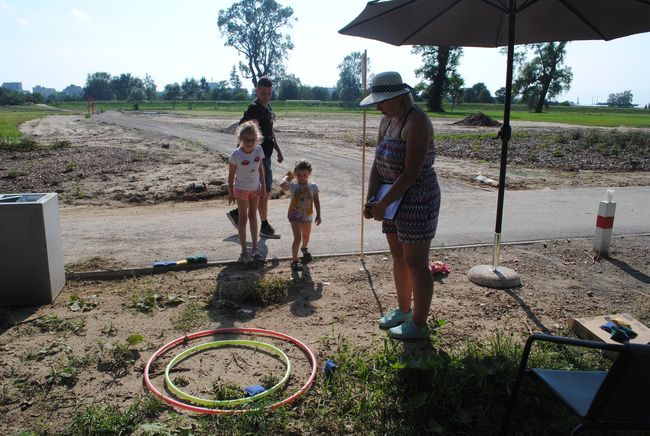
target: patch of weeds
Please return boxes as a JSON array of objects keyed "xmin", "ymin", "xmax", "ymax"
[
  {"xmin": 171, "ymin": 301, "xmax": 207, "ymax": 332},
  {"xmin": 24, "ymin": 342, "xmax": 67, "ymax": 361},
  {"xmin": 73, "ymin": 180, "xmax": 85, "ymax": 198},
  {"xmin": 0, "ymin": 136, "xmax": 38, "ymax": 151},
  {"xmin": 46, "ymin": 352, "xmax": 91, "ymax": 387},
  {"xmin": 67, "ymin": 403, "xmax": 138, "ymax": 435},
  {"xmin": 101, "ymin": 322, "xmax": 118, "ymax": 336},
  {"xmin": 35, "ymin": 315, "xmax": 85, "ymax": 335},
  {"xmin": 97, "ymin": 338, "xmax": 141, "ymax": 378},
  {"xmin": 2, "ymin": 170, "xmax": 23, "ymax": 179},
  {"xmin": 68, "ymin": 293, "xmax": 98, "ymax": 312},
  {"xmin": 256, "ymin": 277, "xmax": 291, "ymax": 305},
  {"xmin": 173, "ymin": 375, "xmax": 190, "ymax": 387},
  {"xmin": 63, "ymin": 162, "xmax": 76, "ymax": 173},
  {"xmin": 552, "ymin": 147, "xmax": 564, "ymax": 158},
  {"xmin": 220, "ymin": 276, "xmax": 291, "ymax": 306},
  {"xmin": 260, "ymin": 373, "xmax": 280, "ymax": 390},
  {"xmin": 50, "ymin": 140, "xmax": 71, "ymax": 149},
  {"xmin": 133, "ymin": 291, "xmax": 184, "ymax": 313},
  {"xmin": 84, "ymin": 113, "xmax": 91, "ymax": 119},
  {"xmin": 212, "ymin": 380, "xmax": 242, "ymax": 401}
]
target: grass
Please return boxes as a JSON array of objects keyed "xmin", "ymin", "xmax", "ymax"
[{"xmin": 25, "ymin": 329, "xmax": 611, "ymax": 435}]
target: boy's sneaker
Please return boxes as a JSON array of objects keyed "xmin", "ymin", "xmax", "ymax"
[
  {"xmin": 260, "ymin": 221, "xmax": 280, "ymax": 239},
  {"xmin": 226, "ymin": 208, "xmax": 239, "ymax": 229},
  {"xmin": 388, "ymin": 320, "xmax": 429, "ymax": 340},
  {"xmin": 378, "ymin": 308, "xmax": 413, "ymax": 329}
]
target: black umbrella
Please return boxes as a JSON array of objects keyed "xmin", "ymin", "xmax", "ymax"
[{"xmin": 340, "ymin": 0, "xmax": 650, "ymax": 278}]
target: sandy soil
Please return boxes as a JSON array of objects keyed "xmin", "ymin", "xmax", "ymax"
[
  {"xmin": 0, "ymin": 111, "xmax": 649, "ymax": 433},
  {"xmin": 1, "ymin": 236, "xmax": 649, "ymax": 433},
  {"xmin": 2, "ymin": 112, "xmax": 649, "ymax": 207}
]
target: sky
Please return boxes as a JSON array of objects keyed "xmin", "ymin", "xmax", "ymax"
[{"xmin": 1, "ymin": 0, "xmax": 650, "ymax": 106}]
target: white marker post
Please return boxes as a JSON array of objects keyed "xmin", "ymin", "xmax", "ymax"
[{"xmin": 594, "ymin": 189, "xmax": 616, "ymax": 256}]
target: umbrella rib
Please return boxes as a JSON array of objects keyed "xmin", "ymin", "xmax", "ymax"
[
  {"xmin": 556, "ymin": 0, "xmax": 607, "ymax": 39},
  {"xmin": 480, "ymin": 0, "xmax": 509, "ymax": 13},
  {"xmin": 399, "ymin": 0, "xmax": 463, "ymax": 44},
  {"xmin": 515, "ymin": 0, "xmax": 541, "ymax": 13},
  {"xmin": 338, "ymin": 0, "xmax": 419, "ymax": 32}
]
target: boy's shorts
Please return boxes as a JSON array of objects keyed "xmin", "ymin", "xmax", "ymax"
[{"xmin": 234, "ymin": 187, "xmax": 261, "ymax": 201}]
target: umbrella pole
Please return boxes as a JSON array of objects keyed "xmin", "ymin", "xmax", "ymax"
[{"xmin": 468, "ymin": 3, "xmax": 520, "ymax": 288}]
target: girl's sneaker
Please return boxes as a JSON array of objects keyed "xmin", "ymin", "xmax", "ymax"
[
  {"xmin": 378, "ymin": 308, "xmax": 413, "ymax": 329},
  {"xmin": 291, "ymin": 259, "xmax": 303, "ymax": 271},
  {"xmin": 388, "ymin": 320, "xmax": 429, "ymax": 340},
  {"xmin": 301, "ymin": 247, "xmax": 312, "ymax": 262}
]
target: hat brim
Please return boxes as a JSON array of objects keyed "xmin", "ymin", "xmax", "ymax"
[{"xmin": 359, "ymin": 89, "xmax": 410, "ymax": 107}]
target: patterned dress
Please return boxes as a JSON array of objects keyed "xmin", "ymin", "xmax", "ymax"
[{"xmin": 374, "ymin": 119, "xmax": 441, "ymax": 244}]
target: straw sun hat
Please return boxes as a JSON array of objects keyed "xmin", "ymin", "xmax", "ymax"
[{"xmin": 359, "ymin": 71, "xmax": 414, "ymax": 107}]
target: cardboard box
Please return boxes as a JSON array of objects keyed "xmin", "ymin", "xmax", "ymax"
[{"xmin": 569, "ymin": 313, "xmax": 650, "ymax": 358}]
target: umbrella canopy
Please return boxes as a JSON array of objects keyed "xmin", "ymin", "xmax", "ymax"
[
  {"xmin": 339, "ymin": 0, "xmax": 650, "ymax": 47},
  {"xmin": 340, "ymin": 0, "xmax": 650, "ymax": 271}
]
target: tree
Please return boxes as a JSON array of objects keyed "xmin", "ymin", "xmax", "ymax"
[
  {"xmin": 217, "ymin": 0, "xmax": 295, "ymax": 88},
  {"xmin": 84, "ymin": 72, "xmax": 113, "ymax": 100},
  {"xmin": 162, "ymin": 83, "xmax": 181, "ymax": 109},
  {"xmin": 127, "ymin": 87, "xmax": 145, "ymax": 110},
  {"xmin": 278, "ymin": 74, "xmax": 300, "ymax": 100},
  {"xmin": 143, "ymin": 74, "xmax": 157, "ymax": 101},
  {"xmin": 446, "ymin": 73, "xmax": 464, "ymax": 111},
  {"xmin": 181, "ymin": 78, "xmax": 200, "ymax": 109},
  {"xmin": 494, "ymin": 87, "xmax": 507, "ymax": 104},
  {"xmin": 607, "ymin": 90, "xmax": 634, "ymax": 108},
  {"xmin": 110, "ymin": 73, "xmax": 133, "ymax": 101},
  {"xmin": 512, "ymin": 42, "xmax": 573, "ymax": 113},
  {"xmin": 336, "ymin": 51, "xmax": 365, "ymax": 103},
  {"xmin": 229, "ymin": 66, "xmax": 243, "ymax": 91},
  {"xmin": 125, "ymin": 77, "xmax": 145, "ymax": 110},
  {"xmin": 311, "ymin": 86, "xmax": 330, "ymax": 101},
  {"xmin": 413, "ymin": 45, "xmax": 463, "ymax": 112},
  {"xmin": 199, "ymin": 77, "xmax": 210, "ymax": 99}
]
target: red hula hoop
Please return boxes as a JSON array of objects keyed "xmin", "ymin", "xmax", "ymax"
[{"xmin": 143, "ymin": 327, "xmax": 318, "ymax": 414}]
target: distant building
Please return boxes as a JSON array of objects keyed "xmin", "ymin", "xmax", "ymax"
[
  {"xmin": 62, "ymin": 84, "xmax": 83, "ymax": 97},
  {"xmin": 2, "ymin": 82, "xmax": 23, "ymax": 92},
  {"xmin": 33, "ymin": 85, "xmax": 56, "ymax": 98}
]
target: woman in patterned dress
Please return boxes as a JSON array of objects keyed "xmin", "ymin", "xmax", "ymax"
[{"xmin": 362, "ymin": 71, "xmax": 441, "ymax": 340}]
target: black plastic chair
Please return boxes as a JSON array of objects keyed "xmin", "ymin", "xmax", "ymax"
[{"xmin": 502, "ymin": 333, "xmax": 650, "ymax": 435}]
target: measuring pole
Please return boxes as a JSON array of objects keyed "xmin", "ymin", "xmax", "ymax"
[{"xmin": 360, "ymin": 50, "xmax": 368, "ymax": 258}]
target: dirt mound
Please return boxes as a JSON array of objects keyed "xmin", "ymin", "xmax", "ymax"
[{"xmin": 453, "ymin": 112, "xmax": 502, "ymax": 127}]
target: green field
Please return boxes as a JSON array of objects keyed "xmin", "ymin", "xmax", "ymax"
[
  {"xmin": 49, "ymin": 100, "xmax": 650, "ymax": 127},
  {"xmin": 0, "ymin": 106, "xmax": 58, "ymax": 140},
  {"xmin": 2, "ymin": 102, "xmax": 650, "ymax": 144}
]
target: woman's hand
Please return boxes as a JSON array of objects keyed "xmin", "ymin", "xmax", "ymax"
[
  {"xmin": 228, "ymin": 192, "xmax": 236, "ymax": 206},
  {"xmin": 371, "ymin": 201, "xmax": 387, "ymax": 221},
  {"xmin": 363, "ymin": 201, "xmax": 374, "ymax": 219}
]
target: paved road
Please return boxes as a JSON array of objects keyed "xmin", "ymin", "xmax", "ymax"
[{"xmin": 59, "ymin": 112, "xmax": 650, "ymax": 267}]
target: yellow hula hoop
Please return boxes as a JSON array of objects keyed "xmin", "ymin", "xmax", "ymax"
[{"xmin": 164, "ymin": 339, "xmax": 291, "ymax": 407}]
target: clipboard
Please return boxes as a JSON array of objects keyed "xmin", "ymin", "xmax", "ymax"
[{"xmin": 375, "ymin": 183, "xmax": 403, "ymax": 220}]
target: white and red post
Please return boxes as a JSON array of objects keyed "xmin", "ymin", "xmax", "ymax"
[{"xmin": 594, "ymin": 189, "xmax": 616, "ymax": 255}]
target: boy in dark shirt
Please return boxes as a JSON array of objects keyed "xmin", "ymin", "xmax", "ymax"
[{"xmin": 226, "ymin": 77, "xmax": 284, "ymax": 238}]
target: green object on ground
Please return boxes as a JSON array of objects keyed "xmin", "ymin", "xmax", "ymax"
[{"xmin": 186, "ymin": 255, "xmax": 207, "ymax": 264}]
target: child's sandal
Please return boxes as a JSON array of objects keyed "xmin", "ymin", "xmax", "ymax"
[
  {"xmin": 291, "ymin": 260, "xmax": 303, "ymax": 271},
  {"xmin": 301, "ymin": 247, "xmax": 312, "ymax": 262},
  {"xmin": 252, "ymin": 248, "xmax": 264, "ymax": 263}
]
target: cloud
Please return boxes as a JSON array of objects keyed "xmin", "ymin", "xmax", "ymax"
[
  {"xmin": 17, "ymin": 17, "xmax": 28, "ymax": 27},
  {"xmin": 71, "ymin": 7, "xmax": 90, "ymax": 21}
]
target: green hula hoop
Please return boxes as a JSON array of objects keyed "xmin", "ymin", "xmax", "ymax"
[{"xmin": 164, "ymin": 339, "xmax": 291, "ymax": 407}]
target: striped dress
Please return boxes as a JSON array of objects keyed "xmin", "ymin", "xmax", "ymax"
[{"xmin": 374, "ymin": 128, "xmax": 441, "ymax": 244}]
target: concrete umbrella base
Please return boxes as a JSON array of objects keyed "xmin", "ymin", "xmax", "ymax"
[{"xmin": 467, "ymin": 265, "xmax": 521, "ymax": 289}]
